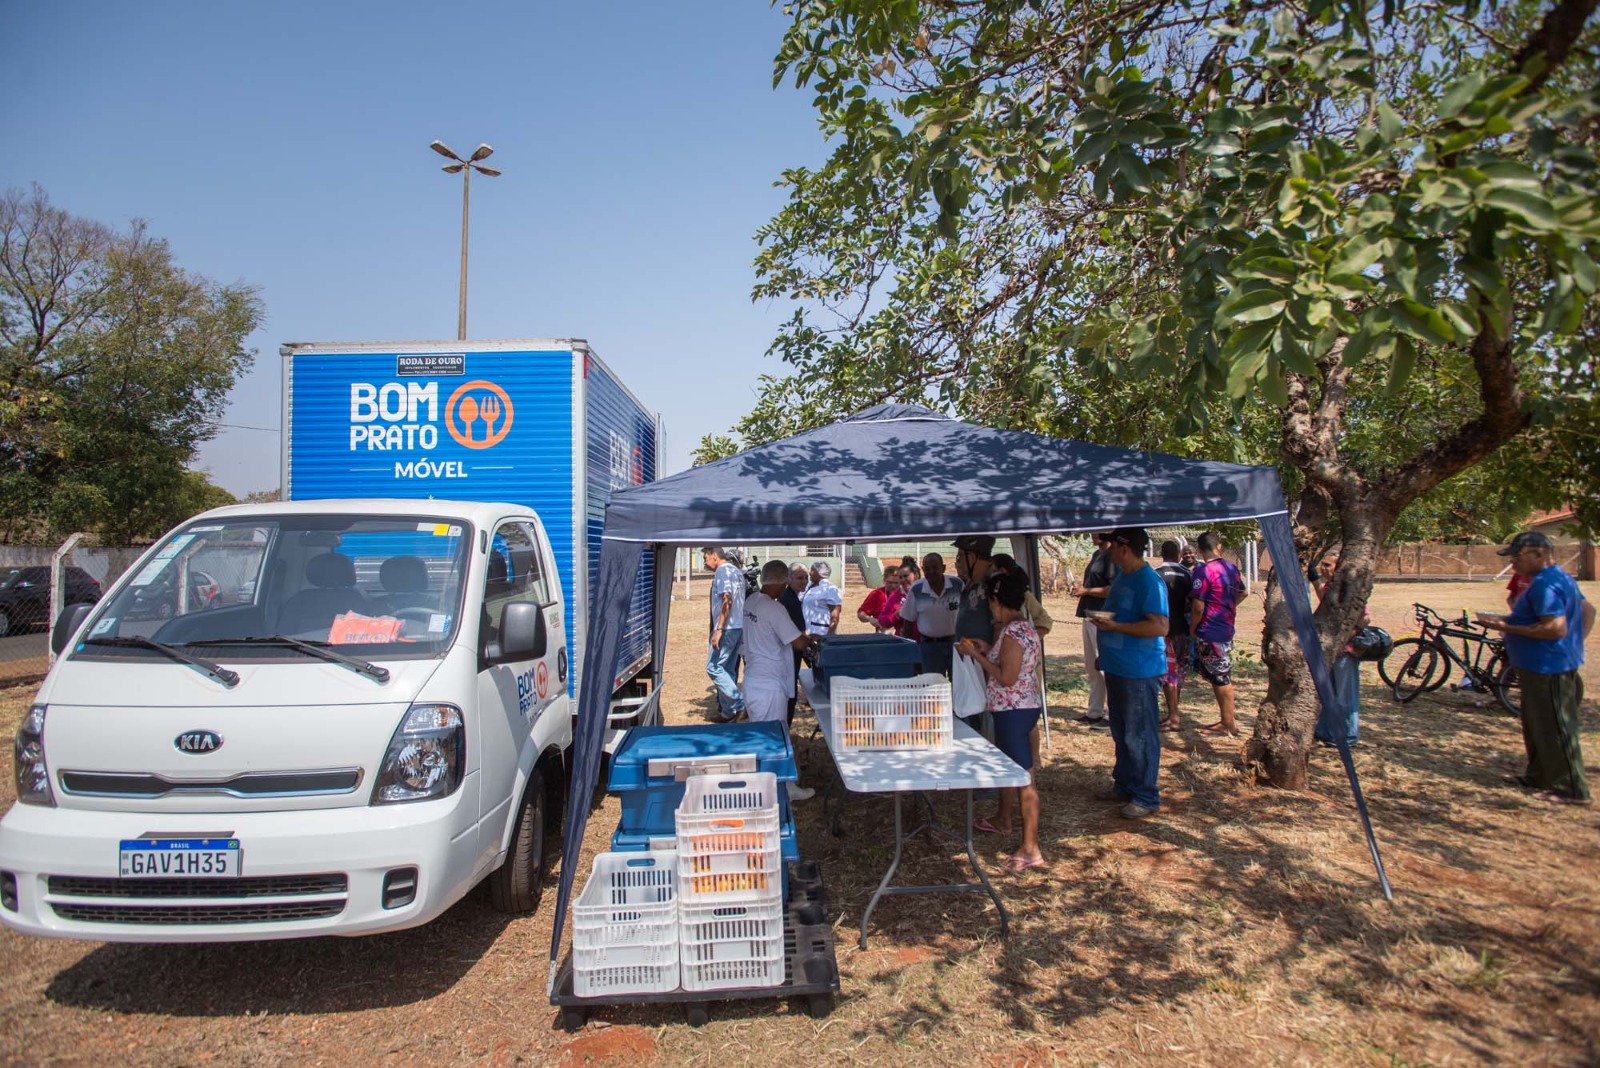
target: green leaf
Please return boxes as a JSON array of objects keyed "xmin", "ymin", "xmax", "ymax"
[
  {"xmin": 1477, "ymin": 160, "xmax": 1542, "ymax": 190},
  {"xmin": 1439, "ymin": 302, "xmax": 1480, "ymax": 338},
  {"xmin": 1118, "ymin": 150, "xmax": 1153, "ymax": 194},
  {"xmin": 1569, "ymin": 249, "xmax": 1598, "ymax": 294},
  {"xmin": 1377, "ymin": 103, "xmax": 1403, "ymax": 142},
  {"xmin": 1438, "ymin": 73, "xmax": 1485, "ymax": 120},
  {"xmin": 1391, "ymin": 300, "xmax": 1458, "ymax": 345},
  {"xmin": 1220, "ymin": 318, "xmax": 1278, "ymax": 361},
  {"xmin": 1385, "ymin": 335, "xmax": 1417, "ymax": 395},
  {"xmin": 1224, "ymin": 346, "xmax": 1268, "ymax": 399},
  {"xmin": 1217, "ymin": 288, "xmax": 1287, "ymax": 325},
  {"xmin": 1342, "ymin": 328, "xmax": 1374, "ymax": 365},
  {"xmin": 1481, "ymin": 186, "xmax": 1560, "ymax": 231},
  {"xmin": 1260, "ymin": 355, "xmax": 1289, "ymax": 406}
]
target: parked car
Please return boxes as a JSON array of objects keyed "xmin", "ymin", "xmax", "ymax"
[
  {"xmin": 0, "ymin": 566, "xmax": 102, "ymax": 637},
  {"xmin": 124, "ymin": 568, "xmax": 220, "ymax": 620}
]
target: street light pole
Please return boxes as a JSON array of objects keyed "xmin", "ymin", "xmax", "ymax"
[{"xmin": 430, "ymin": 140, "xmax": 502, "ymax": 341}]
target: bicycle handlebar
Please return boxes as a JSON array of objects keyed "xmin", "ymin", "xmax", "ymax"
[{"xmin": 1412, "ymin": 602, "xmax": 1475, "ymax": 630}]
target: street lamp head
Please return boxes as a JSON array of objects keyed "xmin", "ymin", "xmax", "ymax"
[
  {"xmin": 430, "ymin": 140, "xmax": 461, "ymax": 161},
  {"xmin": 441, "ymin": 163, "xmax": 465, "ymax": 173},
  {"xmin": 469, "ymin": 143, "xmax": 494, "ymax": 162},
  {"xmin": 472, "ymin": 164, "xmax": 502, "ymax": 177}
]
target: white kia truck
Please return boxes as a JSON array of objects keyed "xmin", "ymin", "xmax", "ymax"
[{"xmin": 0, "ymin": 498, "xmax": 571, "ymax": 941}]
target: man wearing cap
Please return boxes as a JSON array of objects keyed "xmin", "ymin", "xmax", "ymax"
[
  {"xmin": 952, "ymin": 535, "xmax": 999, "ymax": 727},
  {"xmin": 900, "ymin": 551, "xmax": 963, "ymax": 676},
  {"xmin": 1089, "ymin": 527, "xmax": 1169, "ymax": 819},
  {"xmin": 1479, "ymin": 532, "xmax": 1594, "ymax": 805}
]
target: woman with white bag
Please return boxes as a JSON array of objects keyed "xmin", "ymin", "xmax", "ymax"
[{"xmin": 956, "ymin": 569, "xmax": 1046, "ymax": 872}]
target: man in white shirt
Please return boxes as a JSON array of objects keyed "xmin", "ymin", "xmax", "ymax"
[
  {"xmin": 801, "ymin": 561, "xmax": 844, "ymax": 635},
  {"xmin": 742, "ymin": 560, "xmax": 821, "ymax": 800},
  {"xmin": 899, "ymin": 551, "xmax": 963, "ymax": 676}
]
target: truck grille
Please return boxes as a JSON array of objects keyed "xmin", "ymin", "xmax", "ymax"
[
  {"xmin": 58, "ymin": 768, "xmax": 364, "ymax": 798},
  {"xmin": 51, "ymin": 900, "xmax": 345, "ymax": 925},
  {"xmin": 48, "ymin": 874, "xmax": 347, "ymax": 899}
]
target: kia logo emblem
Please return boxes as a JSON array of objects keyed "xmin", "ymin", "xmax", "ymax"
[{"xmin": 175, "ymin": 730, "xmax": 223, "ymax": 754}]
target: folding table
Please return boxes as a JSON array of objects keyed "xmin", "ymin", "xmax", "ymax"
[{"xmin": 800, "ymin": 668, "xmax": 1029, "ymax": 948}]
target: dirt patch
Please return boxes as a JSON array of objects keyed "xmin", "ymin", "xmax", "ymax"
[
  {"xmin": 557, "ymin": 1025, "xmax": 657, "ymax": 1064},
  {"xmin": 0, "ymin": 578, "xmax": 1596, "ymax": 1067}
]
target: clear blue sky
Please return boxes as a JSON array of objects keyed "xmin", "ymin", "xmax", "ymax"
[{"xmin": 0, "ymin": 0, "xmax": 826, "ymax": 495}]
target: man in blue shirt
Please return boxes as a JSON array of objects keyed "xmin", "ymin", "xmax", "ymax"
[
  {"xmin": 1480, "ymin": 531, "xmax": 1594, "ymax": 805},
  {"xmin": 1089, "ymin": 527, "xmax": 1169, "ymax": 819},
  {"xmin": 702, "ymin": 546, "xmax": 747, "ymax": 723}
]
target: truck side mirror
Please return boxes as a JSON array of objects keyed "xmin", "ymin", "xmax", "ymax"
[
  {"xmin": 499, "ymin": 601, "xmax": 548, "ymax": 661},
  {"xmin": 52, "ymin": 603, "xmax": 92, "ymax": 656}
]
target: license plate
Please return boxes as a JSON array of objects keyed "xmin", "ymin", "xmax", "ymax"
[{"xmin": 119, "ymin": 838, "xmax": 241, "ymax": 878}]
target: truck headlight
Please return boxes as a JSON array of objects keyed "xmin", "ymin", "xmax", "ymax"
[
  {"xmin": 371, "ymin": 704, "xmax": 464, "ymax": 805},
  {"xmin": 14, "ymin": 704, "xmax": 55, "ymax": 807}
]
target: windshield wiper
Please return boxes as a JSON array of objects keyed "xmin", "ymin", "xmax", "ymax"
[
  {"xmin": 80, "ymin": 636, "xmax": 240, "ymax": 688},
  {"xmin": 194, "ymin": 636, "xmax": 390, "ymax": 683}
]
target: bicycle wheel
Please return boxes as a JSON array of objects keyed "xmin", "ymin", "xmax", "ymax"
[
  {"xmin": 1377, "ymin": 638, "xmax": 1428, "ymax": 690},
  {"xmin": 1392, "ymin": 645, "xmax": 1442, "ymax": 702},
  {"xmin": 1490, "ymin": 655, "xmax": 1522, "ymax": 716}
]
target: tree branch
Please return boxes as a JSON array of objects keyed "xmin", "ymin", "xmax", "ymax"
[{"xmin": 1512, "ymin": 0, "xmax": 1600, "ymax": 89}]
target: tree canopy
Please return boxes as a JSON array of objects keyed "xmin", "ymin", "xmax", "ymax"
[
  {"xmin": 717, "ymin": 0, "xmax": 1598, "ymax": 538},
  {"xmin": 0, "ymin": 187, "xmax": 261, "ymax": 543},
  {"xmin": 734, "ymin": 0, "xmax": 1598, "ymax": 784}
]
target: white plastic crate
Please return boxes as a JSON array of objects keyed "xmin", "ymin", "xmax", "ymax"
[
  {"xmin": 680, "ymin": 896, "xmax": 786, "ymax": 991},
  {"xmin": 680, "ymin": 897, "xmax": 786, "ymax": 955},
  {"xmin": 572, "ymin": 851, "xmax": 680, "ymax": 996},
  {"xmin": 675, "ymin": 773, "xmax": 783, "ymax": 903},
  {"xmin": 681, "ymin": 947, "xmax": 786, "ymax": 992},
  {"xmin": 832, "ymin": 672, "xmax": 954, "ymax": 752}
]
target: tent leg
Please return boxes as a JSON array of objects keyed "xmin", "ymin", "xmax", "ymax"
[{"xmin": 1335, "ymin": 737, "xmax": 1393, "ymax": 901}]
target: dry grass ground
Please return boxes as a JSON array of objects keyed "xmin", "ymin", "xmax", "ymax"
[{"xmin": 0, "ymin": 579, "xmax": 1595, "ymax": 1067}]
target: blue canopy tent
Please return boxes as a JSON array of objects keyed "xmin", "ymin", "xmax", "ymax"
[{"xmin": 550, "ymin": 403, "xmax": 1390, "ymax": 988}]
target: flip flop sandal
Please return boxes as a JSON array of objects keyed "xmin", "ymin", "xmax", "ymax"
[
  {"xmin": 1003, "ymin": 854, "xmax": 1048, "ymax": 872},
  {"xmin": 1198, "ymin": 724, "xmax": 1239, "ymax": 737},
  {"xmin": 1160, "ymin": 723, "xmax": 1182, "ymax": 733},
  {"xmin": 973, "ymin": 817, "xmax": 1008, "ymax": 834},
  {"xmin": 1532, "ymin": 790, "xmax": 1592, "ymax": 805}
]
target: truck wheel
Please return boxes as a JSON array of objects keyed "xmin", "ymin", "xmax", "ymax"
[
  {"xmin": 488, "ymin": 767, "xmax": 547, "ymax": 914},
  {"xmin": 0, "ymin": 608, "xmax": 10, "ymax": 638}
]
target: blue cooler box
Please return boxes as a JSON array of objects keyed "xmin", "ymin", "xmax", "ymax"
[
  {"xmin": 608, "ymin": 723, "xmax": 799, "ymax": 840},
  {"xmin": 815, "ymin": 633, "xmax": 921, "ymax": 687}
]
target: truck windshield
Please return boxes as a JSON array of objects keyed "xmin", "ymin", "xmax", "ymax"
[{"xmin": 73, "ymin": 514, "xmax": 472, "ymax": 660}]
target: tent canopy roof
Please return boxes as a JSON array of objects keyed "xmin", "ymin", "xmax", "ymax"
[{"xmin": 604, "ymin": 404, "xmax": 1285, "ymax": 545}]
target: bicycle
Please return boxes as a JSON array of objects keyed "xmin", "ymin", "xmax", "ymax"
[{"xmin": 1377, "ymin": 602, "xmax": 1520, "ymax": 715}]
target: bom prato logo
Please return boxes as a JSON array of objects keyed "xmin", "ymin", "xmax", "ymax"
[{"xmin": 444, "ymin": 380, "xmax": 514, "ymax": 449}]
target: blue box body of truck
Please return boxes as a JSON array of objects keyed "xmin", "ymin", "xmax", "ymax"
[{"xmin": 280, "ymin": 339, "xmax": 660, "ymax": 709}]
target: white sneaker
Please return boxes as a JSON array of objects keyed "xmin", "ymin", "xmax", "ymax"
[{"xmin": 787, "ymin": 784, "xmax": 816, "ymax": 802}]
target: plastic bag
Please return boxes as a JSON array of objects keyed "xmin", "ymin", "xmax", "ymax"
[{"xmin": 952, "ymin": 650, "xmax": 987, "ymax": 717}]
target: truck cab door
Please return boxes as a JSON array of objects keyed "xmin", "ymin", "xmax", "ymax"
[{"xmin": 474, "ymin": 519, "xmax": 562, "ymax": 868}]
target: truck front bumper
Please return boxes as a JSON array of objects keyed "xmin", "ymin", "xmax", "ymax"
[{"xmin": 0, "ymin": 791, "xmax": 485, "ymax": 943}]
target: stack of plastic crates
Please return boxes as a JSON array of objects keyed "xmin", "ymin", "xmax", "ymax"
[
  {"xmin": 833, "ymin": 672, "xmax": 954, "ymax": 751},
  {"xmin": 571, "ymin": 851, "xmax": 679, "ymax": 997},
  {"xmin": 675, "ymin": 772, "xmax": 785, "ymax": 991}
]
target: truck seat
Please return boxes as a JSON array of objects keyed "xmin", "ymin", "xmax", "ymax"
[
  {"xmin": 379, "ymin": 555, "xmax": 433, "ymax": 611},
  {"xmin": 277, "ymin": 553, "xmax": 369, "ymax": 636}
]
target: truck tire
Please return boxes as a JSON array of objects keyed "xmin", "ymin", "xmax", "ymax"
[
  {"xmin": 0, "ymin": 607, "xmax": 10, "ymax": 638},
  {"xmin": 488, "ymin": 766, "xmax": 547, "ymax": 914}
]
